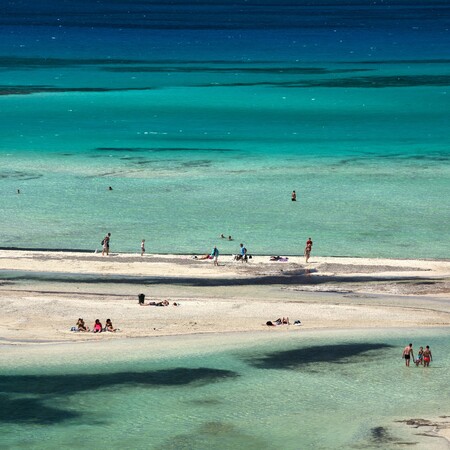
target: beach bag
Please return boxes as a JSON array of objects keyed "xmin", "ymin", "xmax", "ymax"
[{"xmin": 101, "ymin": 239, "xmax": 105, "ymax": 245}]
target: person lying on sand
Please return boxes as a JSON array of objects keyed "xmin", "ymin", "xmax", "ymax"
[
  {"xmin": 192, "ymin": 254, "xmax": 211, "ymax": 260},
  {"xmin": 141, "ymin": 300, "xmax": 170, "ymax": 306},
  {"xmin": 269, "ymin": 256, "xmax": 289, "ymax": 261},
  {"xmin": 156, "ymin": 300, "xmax": 170, "ymax": 306},
  {"xmin": 266, "ymin": 317, "xmax": 290, "ymax": 326}
]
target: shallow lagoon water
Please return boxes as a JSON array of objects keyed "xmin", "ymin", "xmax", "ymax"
[{"xmin": 1, "ymin": 329, "xmax": 448, "ymax": 449}]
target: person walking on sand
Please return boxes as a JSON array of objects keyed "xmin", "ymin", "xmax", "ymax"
[
  {"xmin": 238, "ymin": 243, "xmax": 248, "ymax": 263},
  {"xmin": 291, "ymin": 190, "xmax": 297, "ymax": 201},
  {"xmin": 402, "ymin": 343, "xmax": 414, "ymax": 367},
  {"xmin": 211, "ymin": 246, "xmax": 219, "ymax": 266},
  {"xmin": 102, "ymin": 232, "xmax": 111, "ymax": 256},
  {"xmin": 423, "ymin": 345, "xmax": 432, "ymax": 367},
  {"xmin": 304, "ymin": 237, "xmax": 313, "ymax": 263},
  {"xmin": 141, "ymin": 239, "xmax": 146, "ymax": 256}
]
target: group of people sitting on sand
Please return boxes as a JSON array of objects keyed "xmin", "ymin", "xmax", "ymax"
[
  {"xmin": 71, "ymin": 318, "xmax": 118, "ymax": 333},
  {"xmin": 266, "ymin": 318, "xmax": 302, "ymax": 326}
]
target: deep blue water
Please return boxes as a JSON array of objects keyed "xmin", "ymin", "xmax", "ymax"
[
  {"xmin": 0, "ymin": 1, "xmax": 449, "ymax": 257},
  {"xmin": 2, "ymin": 1, "xmax": 449, "ymax": 62}
]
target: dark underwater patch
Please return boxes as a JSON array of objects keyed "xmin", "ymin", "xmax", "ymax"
[
  {"xmin": 3, "ymin": 2, "xmax": 447, "ymax": 32},
  {"xmin": 0, "ymin": 170, "xmax": 43, "ymax": 180},
  {"xmin": 0, "ymin": 56, "xmax": 146, "ymax": 69},
  {"xmin": 0, "ymin": 85, "xmax": 155, "ymax": 96},
  {"xmin": 187, "ymin": 398, "xmax": 222, "ymax": 406},
  {"xmin": 0, "ymin": 56, "xmax": 279, "ymax": 69},
  {"xmin": 0, "ymin": 368, "xmax": 238, "ymax": 425},
  {"xmin": 346, "ymin": 58, "xmax": 450, "ymax": 65},
  {"xmin": 199, "ymin": 74, "xmax": 450, "ymax": 88},
  {"xmin": 300, "ymin": 75, "xmax": 450, "ymax": 88},
  {"xmin": 102, "ymin": 65, "xmax": 372, "ymax": 75},
  {"xmin": 370, "ymin": 426, "xmax": 396, "ymax": 444},
  {"xmin": 158, "ymin": 421, "xmax": 269, "ymax": 450},
  {"xmin": 247, "ymin": 343, "xmax": 393, "ymax": 370},
  {"xmin": 180, "ymin": 159, "xmax": 212, "ymax": 168},
  {"xmin": 96, "ymin": 147, "xmax": 237, "ymax": 153},
  {"xmin": 0, "ymin": 367, "xmax": 238, "ymax": 395},
  {"xmin": 365, "ymin": 426, "xmax": 417, "ymax": 447},
  {"xmin": 345, "ymin": 152, "xmax": 450, "ymax": 163},
  {"xmin": 119, "ymin": 156, "xmax": 148, "ymax": 161},
  {"xmin": 0, "ymin": 394, "xmax": 80, "ymax": 425}
]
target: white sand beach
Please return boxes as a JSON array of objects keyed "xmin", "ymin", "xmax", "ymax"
[
  {"xmin": 1, "ymin": 250, "xmax": 449, "ymax": 448},
  {"xmin": 0, "ymin": 250, "xmax": 449, "ymax": 343}
]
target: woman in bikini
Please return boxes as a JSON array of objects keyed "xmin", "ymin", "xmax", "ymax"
[
  {"xmin": 104, "ymin": 319, "xmax": 117, "ymax": 332},
  {"xmin": 422, "ymin": 346, "xmax": 432, "ymax": 367}
]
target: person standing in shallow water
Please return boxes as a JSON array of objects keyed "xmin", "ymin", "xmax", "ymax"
[
  {"xmin": 423, "ymin": 345, "xmax": 432, "ymax": 367},
  {"xmin": 102, "ymin": 232, "xmax": 111, "ymax": 256},
  {"xmin": 291, "ymin": 190, "xmax": 297, "ymax": 201},
  {"xmin": 402, "ymin": 343, "xmax": 414, "ymax": 367},
  {"xmin": 141, "ymin": 239, "xmax": 145, "ymax": 256}
]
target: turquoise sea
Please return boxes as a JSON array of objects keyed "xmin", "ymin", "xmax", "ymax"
[
  {"xmin": 1, "ymin": 3, "xmax": 449, "ymax": 447},
  {"xmin": 0, "ymin": 1, "xmax": 449, "ymax": 258},
  {"xmin": 1, "ymin": 329, "xmax": 449, "ymax": 449}
]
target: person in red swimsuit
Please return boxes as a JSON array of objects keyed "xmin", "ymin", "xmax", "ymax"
[
  {"xmin": 304, "ymin": 237, "xmax": 313, "ymax": 263},
  {"xmin": 422, "ymin": 345, "xmax": 432, "ymax": 367}
]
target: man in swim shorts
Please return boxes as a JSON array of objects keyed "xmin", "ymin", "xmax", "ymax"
[
  {"xmin": 402, "ymin": 343, "xmax": 414, "ymax": 367},
  {"xmin": 422, "ymin": 345, "xmax": 432, "ymax": 367}
]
